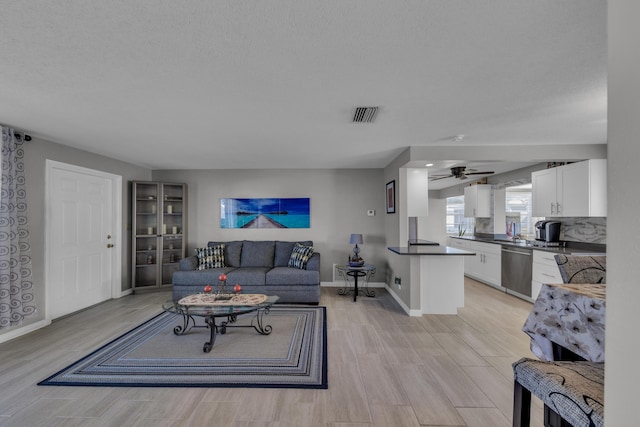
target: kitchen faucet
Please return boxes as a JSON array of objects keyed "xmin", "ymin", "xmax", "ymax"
[{"xmin": 510, "ymin": 222, "xmax": 519, "ymax": 241}]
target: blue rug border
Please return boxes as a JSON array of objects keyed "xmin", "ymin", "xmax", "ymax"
[{"xmin": 38, "ymin": 305, "xmax": 328, "ymax": 389}]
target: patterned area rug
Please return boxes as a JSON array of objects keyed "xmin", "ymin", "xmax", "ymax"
[{"xmin": 39, "ymin": 306, "xmax": 327, "ymax": 389}]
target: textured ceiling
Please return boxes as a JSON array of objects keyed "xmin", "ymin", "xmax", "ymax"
[{"xmin": 0, "ymin": 1, "xmax": 606, "ymax": 172}]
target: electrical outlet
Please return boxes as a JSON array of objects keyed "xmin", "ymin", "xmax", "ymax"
[
  {"xmin": 398, "ymin": 284, "xmax": 402, "ymax": 290},
  {"xmin": 394, "ymin": 277, "xmax": 401, "ymax": 285},
  {"xmin": 367, "ymin": 209, "xmax": 375, "ymax": 216}
]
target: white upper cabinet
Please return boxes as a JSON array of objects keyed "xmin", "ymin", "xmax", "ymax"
[
  {"xmin": 531, "ymin": 167, "xmax": 558, "ymax": 217},
  {"xmin": 532, "ymin": 160, "xmax": 607, "ymax": 217},
  {"xmin": 464, "ymin": 184, "xmax": 491, "ymax": 217},
  {"xmin": 557, "ymin": 160, "xmax": 607, "ymax": 216}
]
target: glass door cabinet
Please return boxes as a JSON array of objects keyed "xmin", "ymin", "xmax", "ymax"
[{"xmin": 131, "ymin": 181, "xmax": 187, "ymax": 292}]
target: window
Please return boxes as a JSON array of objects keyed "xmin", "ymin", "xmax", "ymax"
[
  {"xmin": 505, "ymin": 184, "xmax": 542, "ymax": 238},
  {"xmin": 446, "ymin": 195, "xmax": 474, "ymax": 236}
]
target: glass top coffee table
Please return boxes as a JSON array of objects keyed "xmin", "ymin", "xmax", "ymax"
[{"xmin": 162, "ymin": 294, "xmax": 279, "ymax": 353}]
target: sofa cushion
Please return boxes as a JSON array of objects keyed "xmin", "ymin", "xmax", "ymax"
[
  {"xmin": 305, "ymin": 252, "xmax": 320, "ymax": 272},
  {"xmin": 171, "ymin": 267, "xmax": 236, "ymax": 286},
  {"xmin": 266, "ymin": 267, "xmax": 320, "ymax": 286},
  {"xmin": 195, "ymin": 244, "xmax": 225, "ymax": 270},
  {"xmin": 179, "ymin": 256, "xmax": 198, "ymax": 271},
  {"xmin": 288, "ymin": 243, "xmax": 314, "ymax": 269},
  {"xmin": 240, "ymin": 241, "xmax": 275, "ymax": 268},
  {"xmin": 226, "ymin": 267, "xmax": 270, "ymax": 286},
  {"xmin": 274, "ymin": 241, "xmax": 313, "ymax": 267},
  {"xmin": 209, "ymin": 241, "xmax": 243, "ymax": 267}
]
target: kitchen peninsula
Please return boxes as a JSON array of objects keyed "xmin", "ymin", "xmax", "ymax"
[{"xmin": 388, "ymin": 245, "xmax": 475, "ymax": 315}]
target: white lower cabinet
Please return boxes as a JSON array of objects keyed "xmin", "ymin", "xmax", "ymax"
[
  {"xmin": 531, "ymin": 250, "xmax": 563, "ymax": 299},
  {"xmin": 451, "ymin": 239, "xmax": 602, "ymax": 302},
  {"xmin": 450, "ymin": 238, "xmax": 502, "ymax": 288}
]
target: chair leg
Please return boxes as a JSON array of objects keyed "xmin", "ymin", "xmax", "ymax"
[{"xmin": 513, "ymin": 380, "xmax": 531, "ymax": 427}]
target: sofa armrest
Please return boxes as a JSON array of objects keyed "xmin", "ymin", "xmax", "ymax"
[
  {"xmin": 306, "ymin": 252, "xmax": 320, "ymax": 271},
  {"xmin": 179, "ymin": 256, "xmax": 198, "ymax": 271}
]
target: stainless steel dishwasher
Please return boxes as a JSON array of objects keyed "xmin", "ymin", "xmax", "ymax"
[{"xmin": 501, "ymin": 245, "xmax": 533, "ymax": 300}]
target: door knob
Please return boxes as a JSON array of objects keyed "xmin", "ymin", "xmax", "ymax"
[{"xmin": 107, "ymin": 243, "xmax": 114, "ymax": 248}]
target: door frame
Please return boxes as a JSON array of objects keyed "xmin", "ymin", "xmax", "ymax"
[{"xmin": 44, "ymin": 160, "xmax": 123, "ymax": 321}]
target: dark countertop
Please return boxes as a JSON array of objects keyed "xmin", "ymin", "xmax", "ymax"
[
  {"xmin": 388, "ymin": 246, "xmax": 475, "ymax": 256},
  {"xmin": 408, "ymin": 239, "xmax": 440, "ymax": 246},
  {"xmin": 449, "ymin": 236, "xmax": 606, "ymax": 255}
]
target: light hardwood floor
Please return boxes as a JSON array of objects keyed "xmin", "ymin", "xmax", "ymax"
[{"xmin": 0, "ymin": 278, "xmax": 545, "ymax": 427}]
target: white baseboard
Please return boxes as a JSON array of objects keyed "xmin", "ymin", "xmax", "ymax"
[
  {"xmin": 1, "ymin": 290, "xmax": 133, "ymax": 344},
  {"xmin": 321, "ymin": 281, "xmax": 386, "ymax": 288},
  {"xmin": 322, "ymin": 281, "xmax": 421, "ymax": 317},
  {"xmin": 383, "ymin": 285, "xmax": 422, "ymax": 317},
  {"xmin": 0, "ymin": 319, "xmax": 51, "ymax": 344}
]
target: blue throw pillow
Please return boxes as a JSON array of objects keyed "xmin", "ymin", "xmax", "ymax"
[
  {"xmin": 195, "ymin": 244, "xmax": 225, "ymax": 270},
  {"xmin": 288, "ymin": 243, "xmax": 314, "ymax": 269}
]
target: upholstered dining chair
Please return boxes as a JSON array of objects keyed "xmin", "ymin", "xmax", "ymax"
[{"xmin": 554, "ymin": 255, "xmax": 606, "ymax": 284}]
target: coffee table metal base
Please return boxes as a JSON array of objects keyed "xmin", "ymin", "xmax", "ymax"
[{"xmin": 172, "ymin": 306, "xmax": 274, "ymax": 353}]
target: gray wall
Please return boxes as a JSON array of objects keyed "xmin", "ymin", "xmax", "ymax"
[
  {"xmin": 13, "ymin": 137, "xmax": 151, "ymax": 333},
  {"xmin": 607, "ymin": 1, "xmax": 638, "ymax": 422},
  {"xmin": 152, "ymin": 169, "xmax": 386, "ymax": 282},
  {"xmin": 3, "ymin": 144, "xmax": 385, "ymax": 339},
  {"xmin": 383, "ymin": 153, "xmax": 412, "ymax": 308}
]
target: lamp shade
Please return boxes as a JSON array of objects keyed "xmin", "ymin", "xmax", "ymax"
[{"xmin": 349, "ymin": 234, "xmax": 363, "ymax": 245}]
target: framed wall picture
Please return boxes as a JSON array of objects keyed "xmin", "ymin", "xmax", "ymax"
[
  {"xmin": 386, "ymin": 180, "xmax": 396, "ymax": 214},
  {"xmin": 220, "ymin": 197, "xmax": 310, "ymax": 228}
]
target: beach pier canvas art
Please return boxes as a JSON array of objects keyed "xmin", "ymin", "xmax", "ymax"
[{"xmin": 220, "ymin": 198, "xmax": 310, "ymax": 229}]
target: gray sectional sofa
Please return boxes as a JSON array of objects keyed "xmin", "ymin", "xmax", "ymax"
[{"xmin": 172, "ymin": 240, "xmax": 320, "ymax": 304}]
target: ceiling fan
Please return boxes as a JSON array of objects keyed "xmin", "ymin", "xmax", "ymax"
[{"xmin": 429, "ymin": 166, "xmax": 495, "ymax": 181}]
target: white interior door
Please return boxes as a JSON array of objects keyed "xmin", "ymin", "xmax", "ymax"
[{"xmin": 46, "ymin": 161, "xmax": 122, "ymax": 319}]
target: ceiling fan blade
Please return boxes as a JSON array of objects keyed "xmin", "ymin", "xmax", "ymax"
[
  {"xmin": 464, "ymin": 171, "xmax": 495, "ymax": 176},
  {"xmin": 429, "ymin": 175, "xmax": 454, "ymax": 181}
]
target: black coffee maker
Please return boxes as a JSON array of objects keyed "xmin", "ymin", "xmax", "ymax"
[{"xmin": 535, "ymin": 220, "xmax": 561, "ymax": 243}]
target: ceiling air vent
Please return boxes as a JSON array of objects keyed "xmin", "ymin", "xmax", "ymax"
[{"xmin": 353, "ymin": 106, "xmax": 379, "ymax": 123}]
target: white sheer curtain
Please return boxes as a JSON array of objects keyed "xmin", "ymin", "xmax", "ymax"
[{"xmin": 0, "ymin": 126, "xmax": 35, "ymax": 328}]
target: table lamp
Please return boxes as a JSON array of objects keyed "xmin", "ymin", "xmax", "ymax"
[{"xmin": 349, "ymin": 234, "xmax": 364, "ymax": 266}]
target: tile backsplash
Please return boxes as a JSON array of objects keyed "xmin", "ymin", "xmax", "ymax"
[
  {"xmin": 476, "ymin": 216, "xmax": 607, "ymax": 244},
  {"xmin": 559, "ymin": 217, "xmax": 607, "ymax": 244},
  {"xmin": 469, "ymin": 181, "xmax": 607, "ymax": 245},
  {"xmin": 475, "ymin": 217, "xmax": 494, "ymax": 234}
]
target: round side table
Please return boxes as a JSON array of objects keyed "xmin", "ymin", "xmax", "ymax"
[{"xmin": 336, "ymin": 264, "xmax": 376, "ymax": 302}]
